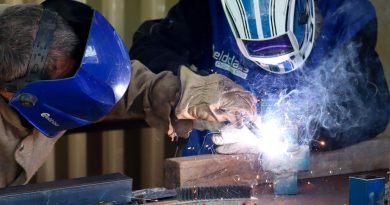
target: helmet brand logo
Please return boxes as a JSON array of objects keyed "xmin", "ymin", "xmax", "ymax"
[
  {"xmin": 41, "ymin": 113, "xmax": 60, "ymax": 127},
  {"xmin": 213, "ymin": 50, "xmax": 241, "ymax": 68},
  {"xmin": 213, "ymin": 50, "xmax": 249, "ymax": 79}
]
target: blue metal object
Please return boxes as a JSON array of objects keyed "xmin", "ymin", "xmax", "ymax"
[
  {"xmin": 349, "ymin": 175, "xmax": 385, "ymax": 205},
  {"xmin": 262, "ymin": 145, "xmax": 310, "ymax": 195},
  {"xmin": 288, "ymin": 145, "xmax": 310, "ymax": 171},
  {"xmin": 273, "ymin": 172, "xmax": 298, "ymax": 195},
  {"xmin": 9, "ymin": 10, "xmax": 131, "ymax": 137},
  {"xmin": 0, "ymin": 173, "xmax": 132, "ymax": 205},
  {"xmin": 274, "ymin": 146, "xmax": 309, "ymax": 195}
]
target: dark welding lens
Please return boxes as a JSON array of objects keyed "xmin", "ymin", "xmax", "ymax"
[{"xmin": 242, "ymin": 33, "xmax": 294, "ymax": 57}]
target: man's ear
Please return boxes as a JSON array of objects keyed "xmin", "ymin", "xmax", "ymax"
[
  {"xmin": 0, "ymin": 89, "xmax": 14, "ymax": 101},
  {"xmin": 45, "ymin": 62, "xmax": 58, "ymax": 79},
  {"xmin": 46, "ymin": 57, "xmax": 77, "ymax": 79}
]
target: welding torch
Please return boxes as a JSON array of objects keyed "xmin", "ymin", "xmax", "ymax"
[
  {"xmin": 235, "ymin": 112, "xmax": 262, "ymax": 139},
  {"xmin": 244, "ymin": 119, "xmax": 262, "ymax": 139},
  {"xmin": 233, "ymin": 109, "xmax": 263, "ymax": 139}
]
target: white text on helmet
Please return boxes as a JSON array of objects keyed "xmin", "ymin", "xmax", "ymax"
[
  {"xmin": 213, "ymin": 50, "xmax": 249, "ymax": 79},
  {"xmin": 41, "ymin": 113, "xmax": 60, "ymax": 127}
]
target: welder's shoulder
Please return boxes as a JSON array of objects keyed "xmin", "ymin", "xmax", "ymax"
[
  {"xmin": 335, "ymin": 0, "xmax": 377, "ymax": 25},
  {"xmin": 0, "ymin": 98, "xmax": 29, "ymax": 186},
  {"xmin": 0, "ymin": 97, "xmax": 27, "ymax": 133},
  {"xmin": 0, "ymin": 98, "xmax": 65, "ymax": 187}
]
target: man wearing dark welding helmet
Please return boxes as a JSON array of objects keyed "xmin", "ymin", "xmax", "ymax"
[
  {"xmin": 0, "ymin": 0, "xmax": 256, "ymax": 187},
  {"xmin": 130, "ymin": 0, "xmax": 390, "ymax": 156}
]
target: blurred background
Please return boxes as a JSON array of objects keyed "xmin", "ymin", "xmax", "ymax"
[{"xmin": 0, "ymin": 0, "xmax": 389, "ymax": 190}]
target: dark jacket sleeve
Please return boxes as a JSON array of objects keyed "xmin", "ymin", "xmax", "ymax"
[
  {"xmin": 313, "ymin": 18, "xmax": 390, "ymax": 150},
  {"xmin": 129, "ymin": 0, "xmax": 211, "ymax": 75}
]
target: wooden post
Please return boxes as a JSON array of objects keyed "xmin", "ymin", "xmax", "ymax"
[
  {"xmin": 138, "ymin": 0, "xmax": 169, "ymax": 189},
  {"xmin": 140, "ymin": 0, "xmax": 167, "ymax": 21},
  {"xmin": 141, "ymin": 128, "xmax": 165, "ymax": 188},
  {"xmin": 370, "ymin": 0, "xmax": 390, "ymax": 93},
  {"xmin": 102, "ymin": 130, "xmax": 124, "ymax": 173},
  {"xmin": 67, "ymin": 133, "xmax": 87, "ymax": 178},
  {"xmin": 102, "ymin": 0, "xmax": 125, "ymax": 35},
  {"xmin": 99, "ymin": 0, "xmax": 126, "ymax": 175},
  {"xmin": 36, "ymin": 148, "xmax": 56, "ymax": 182}
]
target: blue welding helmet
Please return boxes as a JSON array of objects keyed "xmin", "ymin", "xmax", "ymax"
[
  {"xmin": 221, "ymin": 0, "xmax": 316, "ymax": 74},
  {"xmin": 7, "ymin": 1, "xmax": 131, "ymax": 137}
]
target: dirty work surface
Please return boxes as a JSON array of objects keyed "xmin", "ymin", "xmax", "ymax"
[
  {"xmin": 148, "ymin": 169, "xmax": 387, "ymax": 204},
  {"xmin": 253, "ymin": 169, "xmax": 387, "ymax": 205}
]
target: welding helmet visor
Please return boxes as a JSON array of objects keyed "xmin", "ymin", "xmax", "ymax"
[
  {"xmin": 221, "ymin": 0, "xmax": 315, "ymax": 74},
  {"xmin": 7, "ymin": 3, "xmax": 131, "ymax": 137}
]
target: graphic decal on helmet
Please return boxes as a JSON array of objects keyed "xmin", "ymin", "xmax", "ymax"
[{"xmin": 221, "ymin": 0, "xmax": 316, "ymax": 74}]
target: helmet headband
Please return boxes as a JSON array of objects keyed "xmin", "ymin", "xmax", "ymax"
[{"xmin": 0, "ymin": 8, "xmax": 57, "ymax": 92}]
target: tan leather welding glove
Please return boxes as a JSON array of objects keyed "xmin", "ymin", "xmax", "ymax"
[
  {"xmin": 109, "ymin": 62, "xmax": 257, "ymax": 140},
  {"xmin": 175, "ymin": 66, "xmax": 257, "ymax": 127}
]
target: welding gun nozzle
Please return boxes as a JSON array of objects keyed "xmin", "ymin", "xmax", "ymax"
[{"xmin": 244, "ymin": 120, "xmax": 262, "ymax": 139}]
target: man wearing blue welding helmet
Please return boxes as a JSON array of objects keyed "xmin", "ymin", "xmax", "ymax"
[
  {"xmin": 0, "ymin": 0, "xmax": 256, "ymax": 187},
  {"xmin": 130, "ymin": 0, "xmax": 390, "ymax": 155}
]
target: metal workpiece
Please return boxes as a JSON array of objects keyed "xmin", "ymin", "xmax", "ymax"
[
  {"xmin": 0, "ymin": 173, "xmax": 132, "ymax": 205},
  {"xmin": 262, "ymin": 145, "xmax": 310, "ymax": 195},
  {"xmin": 262, "ymin": 145, "xmax": 310, "ymax": 172},
  {"xmin": 253, "ymin": 113, "xmax": 310, "ymax": 196},
  {"xmin": 273, "ymin": 172, "xmax": 298, "ymax": 195}
]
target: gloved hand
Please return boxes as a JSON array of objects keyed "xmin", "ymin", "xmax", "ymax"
[
  {"xmin": 192, "ymin": 120, "xmax": 224, "ymax": 131},
  {"xmin": 211, "ymin": 120, "xmax": 263, "ymax": 154},
  {"xmin": 110, "ymin": 61, "xmax": 257, "ymax": 141},
  {"xmin": 175, "ymin": 66, "xmax": 257, "ymax": 128}
]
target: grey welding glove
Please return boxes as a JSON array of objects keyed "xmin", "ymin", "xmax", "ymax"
[
  {"xmin": 175, "ymin": 66, "xmax": 257, "ymax": 128},
  {"xmin": 211, "ymin": 119, "xmax": 263, "ymax": 154}
]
